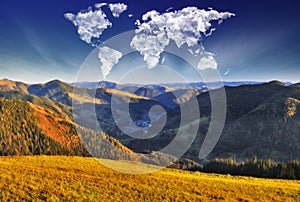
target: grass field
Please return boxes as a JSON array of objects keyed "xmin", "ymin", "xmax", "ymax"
[{"xmin": 0, "ymin": 156, "xmax": 299, "ymax": 201}]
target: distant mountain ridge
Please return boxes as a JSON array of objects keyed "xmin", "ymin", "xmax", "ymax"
[
  {"xmin": 0, "ymin": 78, "xmax": 299, "ymax": 164},
  {"xmin": 70, "ymin": 80, "xmax": 294, "ymax": 89}
]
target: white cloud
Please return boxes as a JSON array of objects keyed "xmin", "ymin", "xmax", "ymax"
[
  {"xmin": 197, "ymin": 55, "xmax": 218, "ymax": 70},
  {"xmin": 64, "ymin": 13, "xmax": 75, "ymax": 21},
  {"xmin": 94, "ymin": 3, "xmax": 107, "ymax": 9},
  {"xmin": 128, "ymin": 14, "xmax": 133, "ymax": 18},
  {"xmin": 224, "ymin": 68, "xmax": 230, "ymax": 75},
  {"xmin": 130, "ymin": 7, "xmax": 235, "ymax": 68},
  {"xmin": 188, "ymin": 46, "xmax": 205, "ymax": 56},
  {"xmin": 64, "ymin": 8, "xmax": 112, "ymax": 45},
  {"xmin": 166, "ymin": 7, "xmax": 173, "ymax": 12},
  {"xmin": 161, "ymin": 56, "xmax": 166, "ymax": 64},
  {"xmin": 130, "ymin": 32, "xmax": 169, "ymax": 68},
  {"xmin": 109, "ymin": 3, "xmax": 128, "ymax": 17},
  {"xmin": 205, "ymin": 28, "xmax": 216, "ymax": 37},
  {"xmin": 98, "ymin": 46, "xmax": 123, "ymax": 79}
]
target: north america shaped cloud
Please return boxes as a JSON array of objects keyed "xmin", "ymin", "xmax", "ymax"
[
  {"xmin": 64, "ymin": 3, "xmax": 128, "ymax": 45},
  {"xmin": 64, "ymin": 9, "xmax": 112, "ymax": 45}
]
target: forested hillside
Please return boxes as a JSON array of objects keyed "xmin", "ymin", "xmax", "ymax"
[{"xmin": 0, "ymin": 79, "xmax": 300, "ymax": 168}]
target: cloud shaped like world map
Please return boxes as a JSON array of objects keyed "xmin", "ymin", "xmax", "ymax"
[{"xmin": 65, "ymin": 3, "xmax": 235, "ymax": 78}]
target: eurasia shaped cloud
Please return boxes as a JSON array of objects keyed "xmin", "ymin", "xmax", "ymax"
[
  {"xmin": 130, "ymin": 7, "xmax": 235, "ymax": 69},
  {"xmin": 109, "ymin": 3, "xmax": 128, "ymax": 17},
  {"xmin": 98, "ymin": 46, "xmax": 123, "ymax": 79}
]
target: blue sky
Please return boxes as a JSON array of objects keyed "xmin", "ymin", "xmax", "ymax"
[{"xmin": 0, "ymin": 0, "xmax": 300, "ymax": 83}]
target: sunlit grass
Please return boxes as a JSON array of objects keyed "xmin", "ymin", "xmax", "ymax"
[{"xmin": 0, "ymin": 156, "xmax": 299, "ymax": 201}]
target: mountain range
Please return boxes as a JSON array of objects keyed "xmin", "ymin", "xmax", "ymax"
[{"xmin": 0, "ymin": 78, "xmax": 299, "ymax": 165}]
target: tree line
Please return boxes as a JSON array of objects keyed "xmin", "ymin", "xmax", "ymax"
[
  {"xmin": 204, "ymin": 157, "xmax": 300, "ymax": 180},
  {"xmin": 172, "ymin": 156, "xmax": 300, "ymax": 180}
]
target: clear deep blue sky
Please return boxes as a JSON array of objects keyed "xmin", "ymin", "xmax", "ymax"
[{"xmin": 1, "ymin": 0, "xmax": 300, "ymax": 83}]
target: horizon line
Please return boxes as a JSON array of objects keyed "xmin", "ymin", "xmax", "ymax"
[{"xmin": 0, "ymin": 77, "xmax": 296, "ymax": 86}]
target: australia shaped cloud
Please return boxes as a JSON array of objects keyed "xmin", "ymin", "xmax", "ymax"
[
  {"xmin": 130, "ymin": 7, "xmax": 235, "ymax": 69},
  {"xmin": 98, "ymin": 46, "xmax": 123, "ymax": 79}
]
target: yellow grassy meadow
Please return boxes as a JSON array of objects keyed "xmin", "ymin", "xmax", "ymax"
[{"xmin": 0, "ymin": 156, "xmax": 299, "ymax": 201}]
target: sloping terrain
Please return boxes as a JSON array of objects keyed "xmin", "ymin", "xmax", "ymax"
[
  {"xmin": 0, "ymin": 156, "xmax": 299, "ymax": 201},
  {"xmin": 0, "ymin": 78, "xmax": 299, "ymax": 164},
  {"xmin": 0, "ymin": 94, "xmax": 174, "ymax": 166},
  {"xmin": 120, "ymin": 81, "xmax": 300, "ymax": 162},
  {"xmin": 213, "ymin": 82, "xmax": 300, "ymax": 160},
  {"xmin": 0, "ymin": 78, "xmax": 29, "ymax": 92},
  {"xmin": 0, "ymin": 98, "xmax": 76, "ymax": 155}
]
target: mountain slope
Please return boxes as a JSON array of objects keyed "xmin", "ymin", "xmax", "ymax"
[
  {"xmin": 0, "ymin": 78, "xmax": 29, "ymax": 92},
  {"xmin": 0, "ymin": 98, "xmax": 73, "ymax": 155},
  {"xmin": 0, "ymin": 97, "xmax": 136, "ymax": 158},
  {"xmin": 1, "ymin": 78, "xmax": 299, "ymax": 163},
  {"xmin": 190, "ymin": 81, "xmax": 300, "ymax": 162},
  {"xmin": 213, "ymin": 82, "xmax": 300, "ymax": 160},
  {"xmin": 119, "ymin": 81, "xmax": 300, "ymax": 163},
  {"xmin": 0, "ymin": 96, "xmax": 176, "ymax": 166}
]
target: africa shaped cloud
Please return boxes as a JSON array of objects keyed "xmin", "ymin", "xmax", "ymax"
[
  {"xmin": 64, "ymin": 8, "xmax": 112, "ymax": 45},
  {"xmin": 109, "ymin": 3, "xmax": 128, "ymax": 17},
  {"xmin": 131, "ymin": 7, "xmax": 235, "ymax": 68},
  {"xmin": 197, "ymin": 55, "xmax": 218, "ymax": 70},
  {"xmin": 131, "ymin": 30, "xmax": 170, "ymax": 68},
  {"xmin": 98, "ymin": 46, "xmax": 123, "ymax": 79}
]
